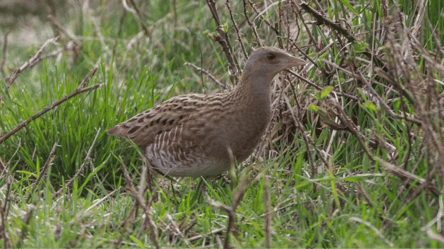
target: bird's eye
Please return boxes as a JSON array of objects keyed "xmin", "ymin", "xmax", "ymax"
[{"xmin": 267, "ymin": 53, "xmax": 276, "ymax": 60}]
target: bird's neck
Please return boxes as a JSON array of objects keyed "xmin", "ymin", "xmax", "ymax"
[
  {"xmin": 232, "ymin": 70, "xmax": 272, "ymax": 108},
  {"xmin": 223, "ymin": 68, "xmax": 273, "ymax": 160}
]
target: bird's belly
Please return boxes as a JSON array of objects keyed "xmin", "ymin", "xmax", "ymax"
[{"xmin": 145, "ymin": 144, "xmax": 231, "ymax": 177}]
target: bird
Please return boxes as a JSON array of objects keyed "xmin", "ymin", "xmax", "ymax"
[{"xmin": 107, "ymin": 47, "xmax": 306, "ymax": 177}]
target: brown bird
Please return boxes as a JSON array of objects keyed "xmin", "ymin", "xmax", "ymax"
[{"xmin": 107, "ymin": 47, "xmax": 306, "ymax": 177}]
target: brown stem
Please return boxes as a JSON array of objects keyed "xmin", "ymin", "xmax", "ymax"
[
  {"xmin": 128, "ymin": 0, "xmax": 151, "ymax": 37},
  {"xmin": 242, "ymin": 0, "xmax": 263, "ymax": 46},
  {"xmin": 226, "ymin": 0, "xmax": 248, "ymax": 59},
  {"xmin": 206, "ymin": 0, "xmax": 240, "ymax": 82}
]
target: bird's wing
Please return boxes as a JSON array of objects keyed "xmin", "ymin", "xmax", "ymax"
[{"xmin": 106, "ymin": 94, "xmax": 213, "ymax": 149}]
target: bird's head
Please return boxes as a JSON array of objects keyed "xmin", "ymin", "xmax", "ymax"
[{"xmin": 244, "ymin": 47, "xmax": 306, "ymax": 80}]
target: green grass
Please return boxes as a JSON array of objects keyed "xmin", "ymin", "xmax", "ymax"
[{"xmin": 1, "ymin": 0, "xmax": 444, "ymax": 247}]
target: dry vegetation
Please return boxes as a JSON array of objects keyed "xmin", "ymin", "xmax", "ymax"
[{"xmin": 0, "ymin": 0, "xmax": 444, "ymax": 247}]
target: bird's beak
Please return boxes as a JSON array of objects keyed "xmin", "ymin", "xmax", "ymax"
[{"xmin": 286, "ymin": 56, "xmax": 306, "ymax": 67}]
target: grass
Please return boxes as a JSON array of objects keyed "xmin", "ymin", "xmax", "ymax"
[{"xmin": 1, "ymin": 0, "xmax": 444, "ymax": 247}]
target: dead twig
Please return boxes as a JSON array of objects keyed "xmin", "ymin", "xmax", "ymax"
[
  {"xmin": 284, "ymin": 93, "xmax": 329, "ymax": 179},
  {"xmin": 28, "ymin": 42, "xmax": 76, "ymax": 69},
  {"xmin": 0, "ymin": 176, "xmax": 13, "ymax": 248},
  {"xmin": 264, "ymin": 176, "xmax": 271, "ymax": 249},
  {"xmin": 115, "ymin": 202, "xmax": 137, "ymax": 248},
  {"xmin": 356, "ymin": 71, "xmax": 422, "ymax": 125},
  {"xmin": 48, "ymin": 16, "xmax": 81, "ymax": 46},
  {"xmin": 166, "ymin": 214, "xmax": 191, "ymax": 246},
  {"xmin": 206, "ymin": 150, "xmax": 254, "ymax": 248},
  {"xmin": 6, "ymin": 37, "xmax": 59, "ymax": 88},
  {"xmin": 128, "ymin": 0, "xmax": 151, "ymax": 37},
  {"xmin": 16, "ymin": 205, "xmax": 35, "ymax": 248},
  {"xmin": 322, "ymin": 59, "xmax": 421, "ymax": 125},
  {"xmin": 247, "ymin": 0, "xmax": 279, "ymax": 34},
  {"xmin": 0, "ymin": 67, "xmax": 100, "ymax": 144},
  {"xmin": 226, "ymin": 0, "xmax": 248, "ymax": 59},
  {"xmin": 291, "ymin": 2, "xmax": 320, "ymax": 51},
  {"xmin": 184, "ymin": 62, "xmax": 228, "ymax": 90},
  {"xmin": 91, "ymin": 16, "xmax": 112, "ymax": 56},
  {"xmin": 0, "ymin": 30, "xmax": 10, "ymax": 81},
  {"xmin": 54, "ymin": 128, "xmax": 101, "ymax": 197},
  {"xmin": 286, "ymin": 69, "xmax": 359, "ymax": 101},
  {"xmin": 206, "ymin": 0, "xmax": 240, "ymax": 82},
  {"xmin": 120, "ymin": 158, "xmax": 159, "ymax": 249},
  {"xmin": 26, "ymin": 142, "xmax": 58, "ymax": 202},
  {"xmin": 300, "ymin": 2, "xmax": 384, "ymax": 67},
  {"xmin": 113, "ymin": 9, "xmax": 127, "ymax": 58},
  {"xmin": 242, "ymin": 0, "xmax": 263, "ymax": 47},
  {"xmin": 254, "ymin": 85, "xmax": 286, "ymax": 160},
  {"xmin": 300, "ymin": 2, "xmax": 355, "ymax": 42},
  {"xmin": 332, "ymin": 100, "xmax": 440, "ymax": 196}
]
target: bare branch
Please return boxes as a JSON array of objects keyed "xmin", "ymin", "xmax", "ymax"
[
  {"xmin": 6, "ymin": 37, "xmax": 59, "ymax": 88},
  {"xmin": 357, "ymin": 71, "xmax": 422, "ymax": 125},
  {"xmin": 128, "ymin": 0, "xmax": 151, "ymax": 37},
  {"xmin": 300, "ymin": 2, "xmax": 355, "ymax": 42},
  {"xmin": 205, "ymin": 0, "xmax": 240, "ymax": 82},
  {"xmin": 264, "ymin": 176, "xmax": 271, "ymax": 249},
  {"xmin": 332, "ymin": 101, "xmax": 440, "ymax": 195},
  {"xmin": 26, "ymin": 142, "xmax": 58, "ymax": 202},
  {"xmin": 0, "ymin": 66, "xmax": 100, "ymax": 144},
  {"xmin": 0, "ymin": 175, "xmax": 13, "ymax": 248},
  {"xmin": 286, "ymin": 69, "xmax": 359, "ymax": 100},
  {"xmin": 0, "ymin": 30, "xmax": 10, "ymax": 81},
  {"xmin": 48, "ymin": 15, "xmax": 81, "ymax": 45},
  {"xmin": 226, "ymin": 0, "xmax": 248, "ymax": 59},
  {"xmin": 242, "ymin": 0, "xmax": 263, "ymax": 47},
  {"xmin": 120, "ymin": 158, "xmax": 159, "ymax": 249},
  {"xmin": 185, "ymin": 62, "xmax": 228, "ymax": 90}
]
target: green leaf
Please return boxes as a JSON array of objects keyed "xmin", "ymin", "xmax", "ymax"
[
  {"xmin": 341, "ymin": 173, "xmax": 385, "ymax": 182},
  {"xmin": 308, "ymin": 104, "xmax": 319, "ymax": 112},
  {"xmin": 221, "ymin": 22, "xmax": 229, "ymax": 33},
  {"xmin": 203, "ymin": 30, "xmax": 216, "ymax": 40},
  {"xmin": 338, "ymin": 0, "xmax": 359, "ymax": 16},
  {"xmin": 130, "ymin": 235, "xmax": 146, "ymax": 248},
  {"xmin": 352, "ymin": 42, "xmax": 368, "ymax": 54},
  {"xmin": 320, "ymin": 86, "xmax": 333, "ymax": 99},
  {"xmin": 366, "ymin": 102, "xmax": 377, "ymax": 112}
]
